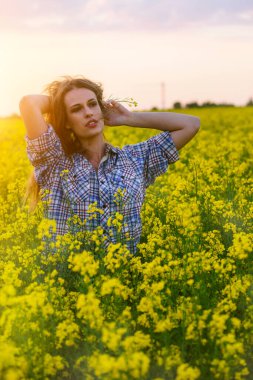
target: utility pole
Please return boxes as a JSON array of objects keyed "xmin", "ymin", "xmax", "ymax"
[{"xmin": 161, "ymin": 82, "xmax": 165, "ymax": 110}]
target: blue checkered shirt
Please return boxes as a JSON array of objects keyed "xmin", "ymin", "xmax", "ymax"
[{"xmin": 26, "ymin": 125, "xmax": 179, "ymax": 253}]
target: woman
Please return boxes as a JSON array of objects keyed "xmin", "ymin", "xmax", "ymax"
[{"xmin": 20, "ymin": 76, "xmax": 200, "ymax": 253}]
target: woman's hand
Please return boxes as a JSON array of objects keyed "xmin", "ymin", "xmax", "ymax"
[{"xmin": 103, "ymin": 100, "xmax": 131, "ymax": 126}]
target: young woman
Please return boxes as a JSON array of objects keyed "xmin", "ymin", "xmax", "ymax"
[{"xmin": 20, "ymin": 76, "xmax": 200, "ymax": 253}]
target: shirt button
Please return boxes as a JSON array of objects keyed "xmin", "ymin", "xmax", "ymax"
[{"xmin": 103, "ymin": 204, "xmax": 107, "ymax": 209}]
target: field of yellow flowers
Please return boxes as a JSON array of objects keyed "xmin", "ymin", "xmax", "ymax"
[{"xmin": 0, "ymin": 107, "xmax": 252, "ymax": 380}]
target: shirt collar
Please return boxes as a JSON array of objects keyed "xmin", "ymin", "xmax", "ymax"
[{"xmin": 105, "ymin": 143, "xmax": 120, "ymax": 155}]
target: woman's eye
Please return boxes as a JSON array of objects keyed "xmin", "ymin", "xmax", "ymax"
[
  {"xmin": 71, "ymin": 106, "xmax": 81, "ymax": 113},
  {"xmin": 90, "ymin": 101, "xmax": 98, "ymax": 107}
]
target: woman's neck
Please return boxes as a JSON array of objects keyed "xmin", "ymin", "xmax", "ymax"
[{"xmin": 79, "ymin": 136, "xmax": 106, "ymax": 170}]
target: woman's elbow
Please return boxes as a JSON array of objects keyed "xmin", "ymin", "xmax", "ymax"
[
  {"xmin": 189, "ymin": 117, "xmax": 200, "ymax": 136},
  {"xmin": 193, "ymin": 116, "xmax": 200, "ymax": 130},
  {"xmin": 19, "ymin": 95, "xmax": 33, "ymax": 114}
]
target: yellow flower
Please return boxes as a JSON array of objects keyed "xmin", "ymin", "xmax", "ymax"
[
  {"xmin": 101, "ymin": 322, "xmax": 127, "ymax": 352},
  {"xmin": 56, "ymin": 319, "xmax": 80, "ymax": 348},
  {"xmin": 176, "ymin": 363, "xmax": 201, "ymax": 380},
  {"xmin": 121, "ymin": 331, "xmax": 151, "ymax": 352},
  {"xmin": 43, "ymin": 353, "xmax": 65, "ymax": 376},
  {"xmin": 68, "ymin": 250, "xmax": 99, "ymax": 281},
  {"xmin": 77, "ymin": 290, "xmax": 104, "ymax": 329}
]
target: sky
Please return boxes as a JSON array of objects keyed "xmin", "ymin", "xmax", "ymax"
[{"xmin": 1, "ymin": 0, "xmax": 253, "ymax": 116}]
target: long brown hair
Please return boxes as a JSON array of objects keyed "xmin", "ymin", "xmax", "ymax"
[{"xmin": 25, "ymin": 75, "xmax": 106, "ymax": 211}]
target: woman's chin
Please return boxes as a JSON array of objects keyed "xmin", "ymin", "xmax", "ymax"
[{"xmin": 77, "ymin": 127, "xmax": 104, "ymax": 141}]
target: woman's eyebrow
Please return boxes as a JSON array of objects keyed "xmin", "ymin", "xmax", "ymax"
[
  {"xmin": 69, "ymin": 98, "xmax": 97, "ymax": 109},
  {"xmin": 69, "ymin": 103, "xmax": 82, "ymax": 110}
]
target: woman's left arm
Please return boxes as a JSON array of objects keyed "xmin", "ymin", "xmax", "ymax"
[{"xmin": 104, "ymin": 100, "xmax": 200, "ymax": 150}]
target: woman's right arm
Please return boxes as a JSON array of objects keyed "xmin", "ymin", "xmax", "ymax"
[{"xmin": 19, "ymin": 95, "xmax": 50, "ymax": 139}]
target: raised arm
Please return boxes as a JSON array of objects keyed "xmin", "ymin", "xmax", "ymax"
[
  {"xmin": 124, "ymin": 111, "xmax": 200, "ymax": 150},
  {"xmin": 19, "ymin": 95, "xmax": 50, "ymax": 139},
  {"xmin": 104, "ymin": 100, "xmax": 200, "ymax": 150}
]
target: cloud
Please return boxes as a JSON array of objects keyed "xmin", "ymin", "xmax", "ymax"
[{"xmin": 1, "ymin": 0, "xmax": 253, "ymax": 32}]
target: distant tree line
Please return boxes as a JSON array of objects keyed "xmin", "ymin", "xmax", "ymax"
[{"xmin": 172, "ymin": 98, "xmax": 253, "ymax": 109}]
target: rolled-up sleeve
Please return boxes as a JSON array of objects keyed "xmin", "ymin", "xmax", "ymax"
[
  {"xmin": 144, "ymin": 131, "xmax": 179, "ymax": 186},
  {"xmin": 25, "ymin": 125, "xmax": 64, "ymax": 186},
  {"xmin": 124, "ymin": 131, "xmax": 179, "ymax": 188}
]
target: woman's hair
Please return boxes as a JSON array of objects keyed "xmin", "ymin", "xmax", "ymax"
[
  {"xmin": 45, "ymin": 76, "xmax": 106, "ymax": 155},
  {"xmin": 26, "ymin": 75, "xmax": 106, "ymax": 211}
]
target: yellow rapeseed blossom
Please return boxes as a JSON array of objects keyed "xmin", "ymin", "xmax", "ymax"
[
  {"xmin": 68, "ymin": 250, "xmax": 99, "ymax": 282},
  {"xmin": 77, "ymin": 289, "xmax": 104, "ymax": 329},
  {"xmin": 43, "ymin": 353, "xmax": 65, "ymax": 377},
  {"xmin": 56, "ymin": 319, "xmax": 80, "ymax": 348},
  {"xmin": 101, "ymin": 322, "xmax": 127, "ymax": 352},
  {"xmin": 0, "ymin": 108, "xmax": 253, "ymax": 378},
  {"xmin": 176, "ymin": 363, "xmax": 201, "ymax": 380}
]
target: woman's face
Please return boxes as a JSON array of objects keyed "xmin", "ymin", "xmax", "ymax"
[{"xmin": 64, "ymin": 87, "xmax": 104, "ymax": 141}]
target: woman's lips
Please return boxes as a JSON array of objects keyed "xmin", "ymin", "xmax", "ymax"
[{"xmin": 86, "ymin": 120, "xmax": 97, "ymax": 128}]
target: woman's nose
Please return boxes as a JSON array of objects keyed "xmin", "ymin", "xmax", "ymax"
[{"xmin": 84, "ymin": 107, "xmax": 93, "ymax": 117}]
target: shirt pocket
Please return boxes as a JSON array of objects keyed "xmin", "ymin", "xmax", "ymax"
[
  {"xmin": 110, "ymin": 166, "xmax": 144, "ymax": 205},
  {"xmin": 61, "ymin": 171, "xmax": 90, "ymax": 204}
]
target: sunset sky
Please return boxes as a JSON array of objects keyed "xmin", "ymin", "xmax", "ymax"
[{"xmin": 1, "ymin": 0, "xmax": 253, "ymax": 116}]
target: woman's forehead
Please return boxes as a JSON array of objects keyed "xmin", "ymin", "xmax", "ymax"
[{"xmin": 64, "ymin": 87, "xmax": 97, "ymax": 107}]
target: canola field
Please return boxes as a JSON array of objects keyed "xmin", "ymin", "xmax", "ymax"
[{"xmin": 0, "ymin": 107, "xmax": 252, "ymax": 380}]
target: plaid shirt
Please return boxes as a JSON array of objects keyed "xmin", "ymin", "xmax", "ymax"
[{"xmin": 26, "ymin": 125, "xmax": 179, "ymax": 253}]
